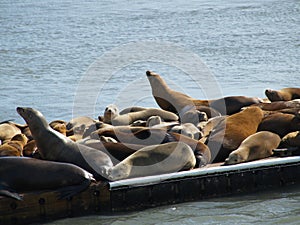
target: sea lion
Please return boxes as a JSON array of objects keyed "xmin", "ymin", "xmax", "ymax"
[
  {"xmin": 0, "ymin": 121, "xmax": 21, "ymax": 144},
  {"xmin": 119, "ymin": 106, "xmax": 147, "ymax": 115},
  {"xmin": 23, "ymin": 139, "xmax": 37, "ymax": 157},
  {"xmin": 170, "ymin": 123, "xmax": 202, "ymax": 140},
  {"xmin": 252, "ymin": 100, "xmax": 300, "ymax": 111},
  {"xmin": 146, "ymin": 70, "xmax": 261, "ymax": 115},
  {"xmin": 91, "ymin": 126, "xmax": 211, "ymax": 167},
  {"xmin": 111, "ymin": 108, "xmax": 178, "ymax": 126},
  {"xmin": 0, "ymin": 157, "xmax": 95, "ymax": 200},
  {"xmin": 66, "ymin": 116, "xmax": 97, "ymax": 137},
  {"xmin": 0, "ymin": 133, "xmax": 28, "ymax": 157},
  {"xmin": 16, "ymin": 107, "xmax": 113, "ymax": 180},
  {"xmin": 107, "ymin": 142, "xmax": 196, "ymax": 181},
  {"xmin": 224, "ymin": 131, "xmax": 281, "ymax": 165},
  {"xmin": 180, "ymin": 107, "xmax": 208, "ymax": 126},
  {"xmin": 78, "ymin": 137, "xmax": 145, "ymax": 165},
  {"xmin": 49, "ymin": 120, "xmax": 68, "ymax": 136},
  {"xmin": 146, "ymin": 115, "xmax": 179, "ymax": 129},
  {"xmin": 204, "ymin": 106, "xmax": 264, "ymax": 163},
  {"xmin": 280, "ymin": 131, "xmax": 300, "ymax": 147},
  {"xmin": 265, "ymin": 88, "xmax": 300, "ymax": 102},
  {"xmin": 102, "ymin": 104, "xmax": 120, "ymax": 124},
  {"xmin": 257, "ymin": 111, "xmax": 300, "ymax": 138}
]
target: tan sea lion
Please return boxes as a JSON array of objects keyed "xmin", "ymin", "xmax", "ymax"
[
  {"xmin": 119, "ymin": 106, "xmax": 147, "ymax": 115},
  {"xmin": 0, "ymin": 157, "xmax": 95, "ymax": 200},
  {"xmin": 102, "ymin": 104, "xmax": 120, "ymax": 124},
  {"xmin": 180, "ymin": 107, "xmax": 208, "ymax": 126},
  {"xmin": 146, "ymin": 115, "xmax": 179, "ymax": 129},
  {"xmin": 204, "ymin": 107, "xmax": 264, "ymax": 163},
  {"xmin": 146, "ymin": 70, "xmax": 261, "ymax": 115},
  {"xmin": 265, "ymin": 88, "xmax": 300, "ymax": 102},
  {"xmin": 112, "ymin": 108, "xmax": 178, "ymax": 126},
  {"xmin": 91, "ymin": 126, "xmax": 211, "ymax": 167},
  {"xmin": 107, "ymin": 142, "xmax": 196, "ymax": 181},
  {"xmin": 16, "ymin": 107, "xmax": 113, "ymax": 180},
  {"xmin": 170, "ymin": 123, "xmax": 202, "ymax": 140},
  {"xmin": 0, "ymin": 121, "xmax": 21, "ymax": 144},
  {"xmin": 0, "ymin": 133, "xmax": 28, "ymax": 157},
  {"xmin": 224, "ymin": 131, "xmax": 281, "ymax": 165},
  {"xmin": 257, "ymin": 111, "xmax": 300, "ymax": 138}
]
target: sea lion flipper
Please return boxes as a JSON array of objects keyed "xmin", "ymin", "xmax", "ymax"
[
  {"xmin": 0, "ymin": 185, "xmax": 22, "ymax": 200},
  {"xmin": 56, "ymin": 179, "xmax": 91, "ymax": 200}
]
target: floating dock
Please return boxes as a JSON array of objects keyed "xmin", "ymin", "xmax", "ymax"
[{"xmin": 1, "ymin": 156, "xmax": 300, "ymax": 225}]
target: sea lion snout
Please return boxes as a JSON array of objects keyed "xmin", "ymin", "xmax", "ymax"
[{"xmin": 16, "ymin": 107, "xmax": 25, "ymax": 114}]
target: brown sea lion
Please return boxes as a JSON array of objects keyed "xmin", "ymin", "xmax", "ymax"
[
  {"xmin": 252, "ymin": 100, "xmax": 300, "ymax": 111},
  {"xmin": 107, "ymin": 142, "xmax": 196, "ymax": 181},
  {"xmin": 0, "ymin": 133, "xmax": 28, "ymax": 157},
  {"xmin": 77, "ymin": 137, "xmax": 145, "ymax": 165},
  {"xmin": 257, "ymin": 111, "xmax": 300, "ymax": 138},
  {"xmin": 23, "ymin": 139, "xmax": 37, "ymax": 157},
  {"xmin": 17, "ymin": 107, "xmax": 113, "ymax": 180},
  {"xmin": 49, "ymin": 120, "xmax": 68, "ymax": 136},
  {"xmin": 224, "ymin": 131, "xmax": 281, "ymax": 165},
  {"xmin": 0, "ymin": 157, "xmax": 95, "ymax": 200},
  {"xmin": 204, "ymin": 106, "xmax": 264, "ymax": 163},
  {"xmin": 146, "ymin": 70, "xmax": 261, "ymax": 115},
  {"xmin": 265, "ymin": 88, "xmax": 300, "ymax": 102}
]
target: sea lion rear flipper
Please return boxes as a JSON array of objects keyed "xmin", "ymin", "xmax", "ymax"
[
  {"xmin": 56, "ymin": 179, "xmax": 91, "ymax": 200},
  {"xmin": 0, "ymin": 185, "xmax": 22, "ymax": 200}
]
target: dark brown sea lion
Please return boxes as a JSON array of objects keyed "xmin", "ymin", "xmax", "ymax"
[
  {"xmin": 146, "ymin": 70, "xmax": 261, "ymax": 115},
  {"xmin": 265, "ymin": 88, "xmax": 300, "ymax": 102},
  {"xmin": 16, "ymin": 107, "xmax": 113, "ymax": 180},
  {"xmin": 257, "ymin": 111, "xmax": 300, "ymax": 138},
  {"xmin": 281, "ymin": 131, "xmax": 300, "ymax": 147},
  {"xmin": 204, "ymin": 106, "xmax": 264, "ymax": 163},
  {"xmin": 252, "ymin": 100, "xmax": 300, "ymax": 111},
  {"xmin": 224, "ymin": 131, "xmax": 281, "ymax": 165},
  {"xmin": 0, "ymin": 157, "xmax": 95, "ymax": 200}
]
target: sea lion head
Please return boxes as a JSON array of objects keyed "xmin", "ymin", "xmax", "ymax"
[
  {"xmin": 146, "ymin": 115, "xmax": 162, "ymax": 127},
  {"xmin": 108, "ymin": 163, "xmax": 130, "ymax": 181},
  {"xmin": 16, "ymin": 107, "xmax": 49, "ymax": 132},
  {"xmin": 224, "ymin": 151, "xmax": 244, "ymax": 165},
  {"xmin": 103, "ymin": 104, "xmax": 119, "ymax": 124},
  {"xmin": 265, "ymin": 89, "xmax": 283, "ymax": 102}
]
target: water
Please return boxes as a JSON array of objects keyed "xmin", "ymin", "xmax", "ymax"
[{"xmin": 0, "ymin": 0, "xmax": 299, "ymax": 224}]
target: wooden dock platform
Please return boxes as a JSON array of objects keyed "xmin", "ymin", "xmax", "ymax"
[{"xmin": 1, "ymin": 156, "xmax": 300, "ymax": 225}]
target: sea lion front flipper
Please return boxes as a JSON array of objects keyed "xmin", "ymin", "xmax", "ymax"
[
  {"xmin": 0, "ymin": 185, "xmax": 22, "ymax": 200},
  {"xmin": 55, "ymin": 179, "xmax": 91, "ymax": 200}
]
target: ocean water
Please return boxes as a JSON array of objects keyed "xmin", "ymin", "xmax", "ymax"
[{"xmin": 0, "ymin": 0, "xmax": 299, "ymax": 224}]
